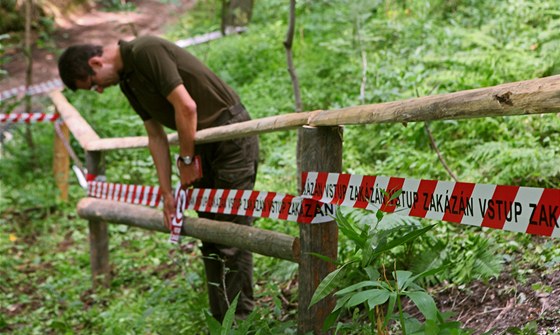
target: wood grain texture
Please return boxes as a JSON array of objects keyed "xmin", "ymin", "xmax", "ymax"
[
  {"xmin": 297, "ymin": 126, "xmax": 343, "ymax": 335},
  {"xmin": 309, "ymin": 75, "xmax": 560, "ymax": 126},
  {"xmin": 77, "ymin": 198, "xmax": 299, "ymax": 262},
  {"xmin": 49, "ymin": 91, "xmax": 100, "ymax": 150}
]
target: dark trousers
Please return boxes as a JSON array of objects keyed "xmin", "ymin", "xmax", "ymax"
[{"xmin": 193, "ymin": 105, "xmax": 259, "ymax": 322}]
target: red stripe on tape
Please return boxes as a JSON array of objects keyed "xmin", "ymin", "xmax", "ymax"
[
  {"xmin": 355, "ymin": 175, "xmax": 376, "ymax": 209},
  {"xmin": 217, "ymin": 189, "xmax": 230, "ymax": 214},
  {"xmin": 205, "ymin": 189, "xmax": 217, "ymax": 213},
  {"xmin": 244, "ymin": 191, "xmax": 260, "ymax": 218},
  {"xmin": 526, "ymin": 188, "xmax": 560, "ymax": 236},
  {"xmin": 481, "ymin": 185, "xmax": 519, "ymax": 230},
  {"xmin": 408, "ymin": 179, "xmax": 438, "ymax": 218},
  {"xmin": 262, "ymin": 192, "xmax": 277, "ymax": 218},
  {"xmin": 334, "ymin": 173, "xmax": 351, "ymax": 205},
  {"xmin": 380, "ymin": 177, "xmax": 405, "ymax": 213},
  {"xmin": 278, "ymin": 194, "xmax": 294, "ymax": 220},
  {"xmin": 441, "ymin": 182, "xmax": 476, "ymax": 223},
  {"xmin": 230, "ymin": 190, "xmax": 243, "ymax": 216},
  {"xmin": 194, "ymin": 189, "xmax": 205, "ymax": 211},
  {"xmin": 297, "ymin": 199, "xmax": 319, "ymax": 224}
]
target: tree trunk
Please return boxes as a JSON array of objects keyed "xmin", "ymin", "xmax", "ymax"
[
  {"xmin": 24, "ymin": 0, "xmax": 35, "ymax": 152},
  {"xmin": 221, "ymin": 0, "xmax": 253, "ymax": 34},
  {"xmin": 77, "ymin": 198, "xmax": 299, "ymax": 262}
]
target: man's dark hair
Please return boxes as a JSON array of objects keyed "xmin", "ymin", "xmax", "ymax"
[{"xmin": 58, "ymin": 44, "xmax": 103, "ymax": 91}]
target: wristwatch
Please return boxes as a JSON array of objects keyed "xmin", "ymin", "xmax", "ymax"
[{"xmin": 178, "ymin": 155, "xmax": 193, "ymax": 165}]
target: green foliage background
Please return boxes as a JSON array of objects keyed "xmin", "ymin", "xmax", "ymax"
[{"xmin": 1, "ymin": 0, "xmax": 560, "ymax": 333}]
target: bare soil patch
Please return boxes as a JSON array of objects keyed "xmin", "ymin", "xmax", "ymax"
[{"xmin": 436, "ymin": 266, "xmax": 560, "ymax": 334}]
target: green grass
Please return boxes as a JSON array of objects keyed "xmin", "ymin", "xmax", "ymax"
[{"xmin": 2, "ymin": 0, "xmax": 560, "ymax": 333}]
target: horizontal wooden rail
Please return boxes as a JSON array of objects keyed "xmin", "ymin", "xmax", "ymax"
[
  {"xmin": 308, "ymin": 74, "xmax": 560, "ymax": 126},
  {"xmin": 85, "ymin": 112, "xmax": 316, "ymax": 151},
  {"xmin": 77, "ymin": 198, "xmax": 300, "ymax": 263},
  {"xmin": 49, "ymin": 91, "xmax": 100, "ymax": 149},
  {"xmin": 50, "ymin": 75, "xmax": 560, "ymax": 152}
]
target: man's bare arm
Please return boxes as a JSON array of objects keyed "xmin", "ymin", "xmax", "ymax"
[
  {"xmin": 144, "ymin": 119, "xmax": 174, "ymax": 229},
  {"xmin": 167, "ymin": 84, "xmax": 200, "ymax": 186}
]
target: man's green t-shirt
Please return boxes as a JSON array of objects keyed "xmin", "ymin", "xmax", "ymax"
[{"xmin": 118, "ymin": 36, "xmax": 240, "ymax": 130}]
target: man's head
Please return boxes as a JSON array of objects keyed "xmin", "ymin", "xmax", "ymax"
[
  {"xmin": 58, "ymin": 44, "xmax": 120, "ymax": 93},
  {"xmin": 58, "ymin": 44, "xmax": 102, "ymax": 91}
]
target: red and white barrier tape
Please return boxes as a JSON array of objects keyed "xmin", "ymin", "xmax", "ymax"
[
  {"xmin": 86, "ymin": 172, "xmax": 560, "ymax": 238},
  {"xmin": 169, "ymin": 185, "xmax": 187, "ymax": 243},
  {"xmin": 179, "ymin": 188, "xmax": 334, "ymax": 224},
  {"xmin": 301, "ymin": 172, "xmax": 560, "ymax": 238},
  {"xmin": 88, "ymin": 181, "xmax": 162, "ymax": 207},
  {"xmin": 0, "ymin": 79, "xmax": 64, "ymax": 102},
  {"xmin": 87, "ymin": 181, "xmax": 335, "ymax": 225},
  {"xmin": 0, "ymin": 113, "xmax": 60, "ymax": 123}
]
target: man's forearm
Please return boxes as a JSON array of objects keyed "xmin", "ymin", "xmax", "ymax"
[
  {"xmin": 175, "ymin": 105, "xmax": 197, "ymax": 159},
  {"xmin": 145, "ymin": 125, "xmax": 175, "ymax": 229},
  {"xmin": 149, "ymin": 135, "xmax": 173, "ymax": 196},
  {"xmin": 144, "ymin": 120, "xmax": 173, "ymax": 198},
  {"xmin": 167, "ymin": 84, "xmax": 199, "ymax": 186}
]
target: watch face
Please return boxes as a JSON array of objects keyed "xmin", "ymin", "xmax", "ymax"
[{"xmin": 182, "ymin": 156, "xmax": 192, "ymax": 164}]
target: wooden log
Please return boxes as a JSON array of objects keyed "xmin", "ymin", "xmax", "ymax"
[
  {"xmin": 176, "ymin": 27, "xmax": 247, "ymax": 48},
  {"xmin": 86, "ymin": 151, "xmax": 110, "ymax": 289},
  {"xmin": 76, "ymin": 198, "xmax": 299, "ymax": 263},
  {"xmin": 52, "ymin": 75, "xmax": 560, "ymax": 153},
  {"xmin": 309, "ymin": 74, "xmax": 560, "ymax": 126},
  {"xmin": 53, "ymin": 121, "xmax": 69, "ymax": 201},
  {"xmin": 49, "ymin": 91, "xmax": 100, "ymax": 150},
  {"xmin": 297, "ymin": 126, "xmax": 342, "ymax": 335},
  {"xmin": 85, "ymin": 112, "xmax": 315, "ymax": 151}
]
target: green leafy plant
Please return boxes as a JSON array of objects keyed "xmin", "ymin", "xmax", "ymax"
[
  {"xmin": 506, "ymin": 321, "xmax": 539, "ymax": 335},
  {"xmin": 2, "ymin": 0, "xmax": 560, "ymax": 333},
  {"xmin": 411, "ymin": 231, "xmax": 504, "ymax": 286},
  {"xmin": 309, "ymin": 206, "xmax": 471, "ymax": 333},
  {"xmin": 206, "ymin": 294, "xmax": 240, "ymax": 335},
  {"xmin": 329, "ymin": 267, "xmax": 451, "ymax": 334}
]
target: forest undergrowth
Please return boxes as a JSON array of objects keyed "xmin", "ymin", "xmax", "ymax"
[{"xmin": 1, "ymin": 0, "xmax": 560, "ymax": 333}]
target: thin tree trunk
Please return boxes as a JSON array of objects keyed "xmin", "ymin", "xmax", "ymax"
[
  {"xmin": 24, "ymin": 0, "xmax": 35, "ymax": 151},
  {"xmin": 284, "ymin": 0, "xmax": 302, "ymax": 113},
  {"xmin": 283, "ymin": 0, "xmax": 305, "ymax": 192},
  {"xmin": 424, "ymin": 122, "xmax": 458, "ymax": 181},
  {"xmin": 221, "ymin": 0, "xmax": 253, "ymax": 35}
]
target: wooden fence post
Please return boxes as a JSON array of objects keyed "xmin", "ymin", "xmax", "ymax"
[
  {"xmin": 297, "ymin": 125, "xmax": 343, "ymax": 334},
  {"xmin": 86, "ymin": 151, "xmax": 110, "ymax": 289},
  {"xmin": 53, "ymin": 121, "xmax": 69, "ymax": 201}
]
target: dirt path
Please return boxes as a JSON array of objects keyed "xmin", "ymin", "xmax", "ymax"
[{"xmin": 0, "ymin": 0, "xmax": 194, "ymax": 93}]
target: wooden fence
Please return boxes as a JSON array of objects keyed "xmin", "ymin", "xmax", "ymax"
[{"xmin": 49, "ymin": 74, "xmax": 560, "ymax": 334}]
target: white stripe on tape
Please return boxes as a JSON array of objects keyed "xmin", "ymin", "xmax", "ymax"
[{"xmin": 0, "ymin": 79, "xmax": 64, "ymax": 102}]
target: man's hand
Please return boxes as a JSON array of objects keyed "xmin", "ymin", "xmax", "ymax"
[
  {"xmin": 162, "ymin": 192, "xmax": 175, "ymax": 230},
  {"xmin": 177, "ymin": 156, "xmax": 203, "ymax": 187}
]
